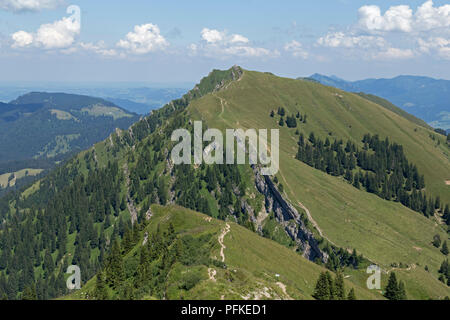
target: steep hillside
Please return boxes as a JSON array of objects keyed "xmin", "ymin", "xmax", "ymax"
[
  {"xmin": 0, "ymin": 92, "xmax": 139, "ymax": 192},
  {"xmin": 0, "ymin": 92, "xmax": 138, "ymax": 163},
  {"xmin": 189, "ymin": 69, "xmax": 450, "ymax": 296},
  {"xmin": 66, "ymin": 205, "xmax": 381, "ymax": 300},
  {"xmin": 308, "ymin": 74, "xmax": 450, "ymax": 130},
  {"xmin": 0, "ymin": 67, "xmax": 448, "ymax": 300}
]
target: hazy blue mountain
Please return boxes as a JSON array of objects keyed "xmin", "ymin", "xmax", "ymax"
[
  {"xmin": 307, "ymin": 74, "xmax": 450, "ymax": 130},
  {"xmin": 0, "ymin": 85, "xmax": 189, "ymax": 115}
]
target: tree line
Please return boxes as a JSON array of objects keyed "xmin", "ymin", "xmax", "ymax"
[{"xmin": 296, "ymin": 132, "xmax": 450, "ymax": 223}]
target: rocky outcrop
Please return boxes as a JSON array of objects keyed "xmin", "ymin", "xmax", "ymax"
[
  {"xmin": 214, "ymin": 65, "xmax": 244, "ymax": 92},
  {"xmin": 252, "ymin": 165, "xmax": 327, "ymax": 262},
  {"xmin": 231, "ymin": 65, "xmax": 243, "ymax": 81}
]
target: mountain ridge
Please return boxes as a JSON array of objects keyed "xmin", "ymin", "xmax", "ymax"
[
  {"xmin": 306, "ymin": 73, "xmax": 450, "ymax": 130},
  {"xmin": 0, "ymin": 67, "xmax": 448, "ymax": 300},
  {"xmin": 0, "ymin": 92, "xmax": 139, "ymax": 193}
]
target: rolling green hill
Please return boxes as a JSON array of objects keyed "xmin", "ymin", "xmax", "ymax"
[
  {"xmin": 0, "ymin": 92, "xmax": 138, "ymax": 164},
  {"xmin": 0, "ymin": 67, "xmax": 448, "ymax": 300},
  {"xmin": 308, "ymin": 73, "xmax": 450, "ymax": 130},
  {"xmin": 0, "ymin": 92, "xmax": 139, "ymax": 193},
  {"xmin": 65, "ymin": 205, "xmax": 382, "ymax": 300}
]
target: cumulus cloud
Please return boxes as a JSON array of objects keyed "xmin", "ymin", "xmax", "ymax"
[
  {"xmin": 317, "ymin": 32, "xmax": 386, "ymax": 49},
  {"xmin": 373, "ymin": 47, "xmax": 415, "ymax": 60},
  {"xmin": 200, "ymin": 28, "xmax": 249, "ymax": 45},
  {"xmin": 317, "ymin": 31, "xmax": 414, "ymax": 60},
  {"xmin": 284, "ymin": 40, "xmax": 308, "ymax": 58},
  {"xmin": 80, "ymin": 41, "xmax": 119, "ymax": 57},
  {"xmin": 11, "ymin": 30, "xmax": 33, "ymax": 47},
  {"xmin": 0, "ymin": 0, "xmax": 63, "ymax": 12},
  {"xmin": 315, "ymin": 1, "xmax": 450, "ymax": 60},
  {"xmin": 418, "ymin": 37, "xmax": 450, "ymax": 59},
  {"xmin": 116, "ymin": 23, "xmax": 169, "ymax": 54},
  {"xmin": 191, "ymin": 28, "xmax": 276, "ymax": 58},
  {"xmin": 201, "ymin": 28, "xmax": 225, "ymax": 43},
  {"xmin": 358, "ymin": 0, "xmax": 450, "ymax": 33},
  {"xmin": 415, "ymin": 0, "xmax": 450, "ymax": 31},
  {"xmin": 358, "ymin": 5, "xmax": 413, "ymax": 32},
  {"xmin": 11, "ymin": 5, "xmax": 80, "ymax": 49}
]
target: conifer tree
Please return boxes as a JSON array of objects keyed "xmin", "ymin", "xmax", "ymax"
[
  {"xmin": 433, "ymin": 234, "xmax": 442, "ymax": 248},
  {"xmin": 22, "ymin": 285, "xmax": 37, "ymax": 300},
  {"xmin": 441, "ymin": 241, "xmax": 449, "ymax": 256},
  {"xmin": 384, "ymin": 272, "xmax": 399, "ymax": 300},
  {"xmin": 347, "ymin": 287, "xmax": 356, "ymax": 300},
  {"xmin": 326, "ymin": 271, "xmax": 335, "ymax": 300},
  {"xmin": 334, "ymin": 270, "xmax": 346, "ymax": 300},
  {"xmin": 313, "ymin": 272, "xmax": 330, "ymax": 300},
  {"xmin": 397, "ymin": 281, "xmax": 407, "ymax": 300},
  {"xmin": 105, "ymin": 239, "xmax": 124, "ymax": 289},
  {"xmin": 93, "ymin": 271, "xmax": 108, "ymax": 300}
]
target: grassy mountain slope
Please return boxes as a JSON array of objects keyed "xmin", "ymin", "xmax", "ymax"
[
  {"xmin": 189, "ymin": 69, "xmax": 450, "ymax": 297},
  {"xmin": 65, "ymin": 204, "xmax": 381, "ymax": 300},
  {"xmin": 355, "ymin": 93, "xmax": 431, "ymax": 129},
  {"xmin": 0, "ymin": 92, "xmax": 139, "ymax": 193},
  {"xmin": 0, "ymin": 92, "xmax": 139, "ymax": 164},
  {"xmin": 0, "ymin": 67, "xmax": 448, "ymax": 300},
  {"xmin": 308, "ymin": 74, "xmax": 450, "ymax": 130}
]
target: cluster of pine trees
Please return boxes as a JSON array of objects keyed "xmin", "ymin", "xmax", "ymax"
[
  {"xmin": 384, "ymin": 272, "xmax": 407, "ymax": 300},
  {"xmin": 322, "ymin": 244, "xmax": 364, "ymax": 271},
  {"xmin": 313, "ymin": 271, "xmax": 356, "ymax": 300},
  {"xmin": 270, "ymin": 107, "xmax": 307, "ymax": 128},
  {"xmin": 296, "ymin": 132, "xmax": 450, "ymax": 221},
  {"xmin": 92, "ymin": 220, "xmax": 221, "ymax": 300},
  {"xmin": 438, "ymin": 259, "xmax": 450, "ymax": 286},
  {"xmin": 0, "ymin": 159, "xmax": 131, "ymax": 299}
]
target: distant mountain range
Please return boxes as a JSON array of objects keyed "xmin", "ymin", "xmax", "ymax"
[
  {"xmin": 0, "ymin": 92, "xmax": 139, "ymax": 192},
  {"xmin": 306, "ymin": 74, "xmax": 450, "ymax": 131},
  {"xmin": 0, "ymin": 86, "xmax": 189, "ymax": 115}
]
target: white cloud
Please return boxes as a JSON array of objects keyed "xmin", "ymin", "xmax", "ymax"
[
  {"xmin": 192, "ymin": 28, "xmax": 276, "ymax": 58},
  {"xmin": 116, "ymin": 23, "xmax": 169, "ymax": 54},
  {"xmin": 415, "ymin": 0, "xmax": 450, "ymax": 31},
  {"xmin": 201, "ymin": 28, "xmax": 225, "ymax": 43},
  {"xmin": 284, "ymin": 40, "xmax": 308, "ymax": 59},
  {"xmin": 358, "ymin": 1, "xmax": 450, "ymax": 33},
  {"xmin": 80, "ymin": 41, "xmax": 118, "ymax": 57},
  {"xmin": 317, "ymin": 32, "xmax": 386, "ymax": 48},
  {"xmin": 0, "ymin": 0, "xmax": 62, "ymax": 12},
  {"xmin": 230, "ymin": 34, "xmax": 249, "ymax": 44},
  {"xmin": 314, "ymin": 1, "xmax": 450, "ymax": 60},
  {"xmin": 418, "ymin": 37, "xmax": 450, "ymax": 59},
  {"xmin": 222, "ymin": 46, "xmax": 272, "ymax": 57},
  {"xmin": 201, "ymin": 28, "xmax": 249, "ymax": 45},
  {"xmin": 34, "ymin": 14, "xmax": 80, "ymax": 48},
  {"xmin": 11, "ymin": 30, "xmax": 33, "ymax": 47},
  {"xmin": 358, "ymin": 4, "xmax": 413, "ymax": 32},
  {"xmin": 317, "ymin": 31, "xmax": 414, "ymax": 60},
  {"xmin": 373, "ymin": 47, "xmax": 415, "ymax": 60},
  {"xmin": 11, "ymin": 5, "xmax": 80, "ymax": 49}
]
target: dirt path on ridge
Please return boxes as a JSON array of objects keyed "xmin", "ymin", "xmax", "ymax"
[{"xmin": 218, "ymin": 223, "xmax": 231, "ymax": 262}]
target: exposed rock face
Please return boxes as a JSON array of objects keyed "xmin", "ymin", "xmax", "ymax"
[
  {"xmin": 252, "ymin": 165, "xmax": 327, "ymax": 262},
  {"xmin": 231, "ymin": 65, "xmax": 243, "ymax": 81},
  {"xmin": 214, "ymin": 65, "xmax": 244, "ymax": 92}
]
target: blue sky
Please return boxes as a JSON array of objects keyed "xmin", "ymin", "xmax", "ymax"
[{"xmin": 0, "ymin": 0, "xmax": 449, "ymax": 83}]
